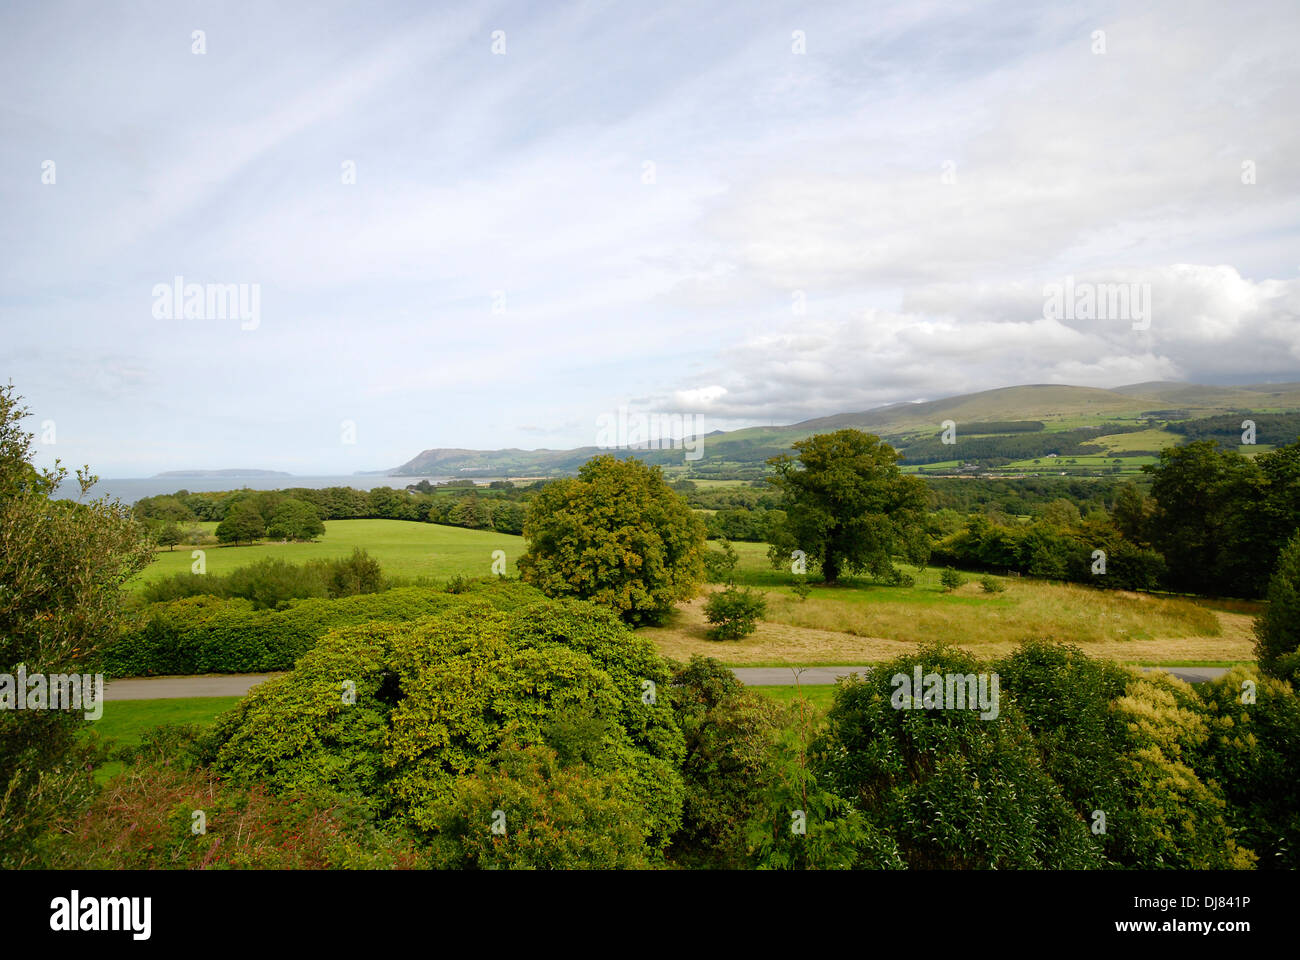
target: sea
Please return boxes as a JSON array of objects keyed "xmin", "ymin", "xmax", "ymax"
[{"xmin": 50, "ymin": 475, "xmax": 455, "ymax": 506}]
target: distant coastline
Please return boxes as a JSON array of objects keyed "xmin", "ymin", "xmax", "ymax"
[{"xmin": 152, "ymin": 469, "xmax": 294, "ymax": 479}]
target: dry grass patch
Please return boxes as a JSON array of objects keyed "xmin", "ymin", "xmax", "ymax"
[{"xmin": 642, "ymin": 579, "xmax": 1254, "ymax": 665}]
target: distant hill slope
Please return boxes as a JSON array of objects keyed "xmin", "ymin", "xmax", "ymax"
[{"xmin": 390, "ymin": 381, "xmax": 1300, "ymax": 477}]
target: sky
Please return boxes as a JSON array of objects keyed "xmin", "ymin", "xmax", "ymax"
[{"xmin": 2, "ymin": 0, "xmax": 1298, "ymax": 477}]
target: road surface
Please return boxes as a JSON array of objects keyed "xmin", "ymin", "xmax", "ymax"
[{"xmin": 103, "ymin": 665, "xmax": 1230, "ymax": 700}]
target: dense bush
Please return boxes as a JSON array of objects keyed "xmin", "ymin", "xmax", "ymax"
[
  {"xmin": 931, "ymin": 516, "xmax": 1166, "ymax": 590},
  {"xmin": 703, "ymin": 585, "xmax": 766, "ymax": 640},
  {"xmin": 198, "ymin": 595, "xmax": 686, "ymax": 863},
  {"xmin": 812, "ymin": 644, "xmax": 1104, "ymax": 869},
  {"xmin": 995, "ymin": 641, "xmax": 1253, "ymax": 869},
  {"xmin": 37, "ymin": 761, "xmax": 425, "ymax": 870},
  {"xmin": 667, "ymin": 658, "xmax": 785, "ymax": 868},
  {"xmin": 105, "ymin": 579, "xmax": 544, "ymax": 676},
  {"xmin": 1194, "ymin": 667, "xmax": 1300, "ymax": 868},
  {"xmin": 140, "ymin": 550, "xmax": 391, "ymax": 609},
  {"xmin": 425, "ymin": 743, "xmax": 651, "ymax": 869}
]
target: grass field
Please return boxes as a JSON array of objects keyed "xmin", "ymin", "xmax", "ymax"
[
  {"xmin": 752, "ymin": 685, "xmax": 837, "ymax": 710},
  {"xmin": 136, "ymin": 519, "xmax": 525, "ymax": 587},
  {"xmin": 640, "ymin": 539, "xmax": 1256, "ymax": 666},
  {"xmin": 135, "ymin": 521, "xmax": 1256, "ymax": 669},
  {"xmin": 86, "ymin": 697, "xmax": 239, "ymax": 783}
]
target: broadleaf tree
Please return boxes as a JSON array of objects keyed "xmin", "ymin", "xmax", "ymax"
[{"xmin": 765, "ymin": 429, "xmax": 929, "ymax": 584}]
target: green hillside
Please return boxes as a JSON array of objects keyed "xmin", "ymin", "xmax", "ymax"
[{"xmin": 389, "ymin": 381, "xmax": 1300, "ymax": 480}]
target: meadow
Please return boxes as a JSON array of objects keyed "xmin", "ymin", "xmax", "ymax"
[
  {"xmin": 134, "ymin": 520, "xmax": 1253, "ymax": 667},
  {"xmin": 641, "ymin": 539, "xmax": 1255, "ymax": 666},
  {"xmin": 136, "ymin": 519, "xmax": 523, "ymax": 585}
]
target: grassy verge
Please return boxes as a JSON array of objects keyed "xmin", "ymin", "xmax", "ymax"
[{"xmin": 86, "ymin": 696, "xmax": 240, "ymax": 784}]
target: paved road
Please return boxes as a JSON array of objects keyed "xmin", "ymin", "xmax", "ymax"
[{"xmin": 104, "ymin": 665, "xmax": 1230, "ymax": 700}]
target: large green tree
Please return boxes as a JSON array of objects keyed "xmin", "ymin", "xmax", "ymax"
[
  {"xmin": 518, "ymin": 456, "xmax": 705, "ymax": 625},
  {"xmin": 765, "ymin": 429, "xmax": 928, "ymax": 584},
  {"xmin": 0, "ymin": 384, "xmax": 154, "ymax": 866},
  {"xmin": 265, "ymin": 498, "xmax": 325, "ymax": 542},
  {"xmin": 1144, "ymin": 441, "xmax": 1269, "ymax": 596},
  {"xmin": 215, "ymin": 499, "xmax": 266, "ymax": 545}
]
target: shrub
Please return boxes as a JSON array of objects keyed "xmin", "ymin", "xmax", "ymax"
[
  {"xmin": 199, "ymin": 595, "xmax": 686, "ymax": 860},
  {"xmin": 791, "ymin": 580, "xmax": 812, "ymax": 601},
  {"xmin": 996, "ymin": 640, "xmax": 1254, "ymax": 869},
  {"xmin": 978, "ymin": 574, "xmax": 1004, "ymax": 594},
  {"xmin": 104, "ymin": 580, "xmax": 544, "ymax": 676},
  {"xmin": 1194, "ymin": 667, "xmax": 1300, "ymax": 868},
  {"xmin": 703, "ymin": 585, "xmax": 766, "ymax": 640},
  {"xmin": 939, "ymin": 567, "xmax": 964, "ymax": 591},
  {"xmin": 667, "ymin": 657, "xmax": 785, "ymax": 868},
  {"xmin": 36, "ymin": 761, "xmax": 425, "ymax": 869},
  {"xmin": 814, "ymin": 643, "xmax": 1104, "ymax": 869},
  {"xmin": 425, "ymin": 743, "xmax": 651, "ymax": 869}
]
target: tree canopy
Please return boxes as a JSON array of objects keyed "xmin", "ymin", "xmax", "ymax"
[
  {"xmin": 517, "ymin": 456, "xmax": 705, "ymax": 625},
  {"xmin": 765, "ymin": 429, "xmax": 929, "ymax": 584}
]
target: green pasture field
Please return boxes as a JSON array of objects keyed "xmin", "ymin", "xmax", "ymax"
[{"xmin": 136, "ymin": 519, "xmax": 524, "ymax": 586}]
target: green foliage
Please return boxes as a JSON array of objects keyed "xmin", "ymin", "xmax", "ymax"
[
  {"xmin": 1143, "ymin": 439, "xmax": 1300, "ymax": 597},
  {"xmin": 1254, "ymin": 532, "xmax": 1300, "ymax": 682},
  {"xmin": 266, "ymin": 498, "xmax": 325, "ymax": 541},
  {"xmin": 746, "ymin": 710, "xmax": 905, "ymax": 870},
  {"xmin": 155, "ymin": 521, "xmax": 184, "ymax": 550},
  {"xmin": 978, "ymin": 574, "xmax": 1004, "ymax": 593},
  {"xmin": 667, "ymin": 658, "xmax": 785, "ymax": 868},
  {"xmin": 791, "ymin": 579, "xmax": 812, "ymax": 601},
  {"xmin": 139, "ymin": 549, "xmax": 389, "ymax": 609},
  {"xmin": 0, "ymin": 384, "xmax": 155, "ymax": 867},
  {"xmin": 940, "ymin": 566, "xmax": 965, "ymax": 591},
  {"xmin": 425, "ymin": 743, "xmax": 651, "ymax": 869},
  {"xmin": 1193, "ymin": 667, "xmax": 1300, "ymax": 868},
  {"xmin": 200, "ymin": 596, "xmax": 686, "ymax": 861},
  {"xmin": 518, "ymin": 456, "xmax": 706, "ymax": 625},
  {"xmin": 814, "ymin": 644, "xmax": 1104, "ymax": 869},
  {"xmin": 766, "ymin": 430, "xmax": 929, "ymax": 584},
  {"xmin": 996, "ymin": 641, "xmax": 1255, "ymax": 869},
  {"xmin": 215, "ymin": 500, "xmax": 266, "ymax": 545},
  {"xmin": 106, "ymin": 580, "xmax": 542, "ymax": 676},
  {"xmin": 703, "ymin": 537, "xmax": 739, "ymax": 583},
  {"xmin": 703, "ymin": 585, "xmax": 767, "ymax": 640}
]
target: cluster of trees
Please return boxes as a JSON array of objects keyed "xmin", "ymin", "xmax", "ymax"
[
  {"xmin": 135, "ymin": 480, "xmax": 533, "ymax": 539},
  {"xmin": 56, "ymin": 623, "xmax": 1300, "ymax": 870},
  {"xmin": 1166, "ymin": 412, "xmax": 1300, "ymax": 445},
  {"xmin": 923, "ymin": 476, "xmax": 1133, "ymax": 516},
  {"xmin": 930, "ymin": 512, "xmax": 1166, "ymax": 590},
  {"xmin": 895, "ymin": 424, "xmax": 1144, "ymax": 466},
  {"xmin": 1129, "ymin": 440, "xmax": 1300, "ymax": 598}
]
